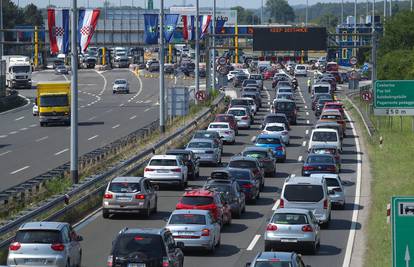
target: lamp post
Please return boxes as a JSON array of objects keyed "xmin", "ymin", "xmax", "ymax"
[
  {"xmin": 212, "ymin": 0, "xmax": 216, "ymax": 92},
  {"xmin": 159, "ymin": 0, "xmax": 165, "ymax": 133},
  {"xmin": 305, "ymin": 0, "xmax": 308, "ymax": 26},
  {"xmin": 195, "ymin": 0, "xmax": 199, "ymax": 103}
]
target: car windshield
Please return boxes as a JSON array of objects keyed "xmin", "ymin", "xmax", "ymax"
[
  {"xmin": 15, "ymin": 230, "xmax": 62, "ymax": 244},
  {"xmin": 278, "ymin": 82, "xmax": 290, "ymax": 87},
  {"xmin": 265, "ymin": 125, "xmax": 285, "ymax": 132},
  {"xmin": 256, "ymin": 137, "xmax": 281, "ymax": 145},
  {"xmin": 228, "ymin": 160, "xmax": 257, "ymax": 169},
  {"xmin": 194, "ymin": 132, "xmax": 217, "ymax": 139},
  {"xmin": 250, "ymin": 75, "xmax": 261, "ymax": 80},
  {"xmin": 12, "ymin": 65, "xmax": 31, "ymax": 72},
  {"xmin": 243, "ymin": 150, "xmax": 268, "ymax": 159},
  {"xmin": 209, "ymin": 124, "xmax": 228, "ymax": 129},
  {"xmin": 39, "ymin": 95, "xmax": 68, "ymax": 107},
  {"xmin": 272, "ymin": 213, "xmax": 308, "ymax": 224},
  {"xmin": 115, "ymin": 80, "xmax": 127, "ymax": 84},
  {"xmin": 325, "ymin": 104, "xmax": 342, "ymax": 110},
  {"xmin": 227, "ymin": 169, "xmax": 252, "ymax": 180},
  {"xmin": 284, "ymin": 185, "xmax": 324, "ymax": 202},
  {"xmin": 312, "ymin": 132, "xmax": 338, "ymax": 142},
  {"xmin": 109, "ymin": 182, "xmax": 141, "ymax": 193},
  {"xmin": 255, "ymin": 262, "xmax": 292, "ymax": 267},
  {"xmin": 297, "ymin": 65, "xmax": 306, "ymax": 70},
  {"xmin": 275, "ymin": 102, "xmax": 295, "ymax": 111},
  {"xmin": 228, "ymin": 109, "xmax": 246, "ymax": 116},
  {"xmin": 169, "ymin": 214, "xmax": 206, "ymax": 225},
  {"xmin": 216, "ymin": 116, "xmax": 232, "ymax": 122},
  {"xmin": 318, "ymin": 99, "xmax": 331, "ymax": 106},
  {"xmin": 314, "ymin": 86, "xmax": 330, "ymax": 93},
  {"xmin": 188, "ymin": 142, "xmax": 212, "ymax": 149},
  {"xmin": 113, "ymin": 234, "xmax": 164, "ymax": 257},
  {"xmin": 278, "ymin": 88, "xmax": 292, "ymax": 93},
  {"xmin": 181, "ymin": 196, "xmax": 214, "ymax": 205},
  {"xmin": 326, "ymin": 178, "xmax": 340, "ymax": 187},
  {"xmin": 307, "ymin": 155, "xmax": 334, "ymax": 164},
  {"xmin": 149, "ymin": 159, "xmax": 177, "ymax": 166}
]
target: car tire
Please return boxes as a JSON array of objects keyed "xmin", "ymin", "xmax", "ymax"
[
  {"xmin": 102, "ymin": 209, "xmax": 110, "ymax": 219},
  {"xmin": 66, "ymin": 260, "xmax": 70, "ymax": 267},
  {"xmin": 40, "ymin": 122, "xmax": 45, "ymax": 127},
  {"xmin": 112, "ymin": 91, "xmax": 115, "ymax": 94},
  {"xmin": 75, "ymin": 252, "xmax": 82, "ymax": 267},
  {"xmin": 153, "ymin": 198, "xmax": 158, "ymax": 213},
  {"xmin": 233, "ymin": 208, "xmax": 242, "ymax": 219}
]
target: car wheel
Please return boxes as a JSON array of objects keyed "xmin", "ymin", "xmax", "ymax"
[
  {"xmin": 216, "ymin": 236, "xmax": 221, "ymax": 247},
  {"xmin": 208, "ymin": 240, "xmax": 216, "ymax": 254},
  {"xmin": 233, "ymin": 208, "xmax": 242, "ymax": 219},
  {"xmin": 102, "ymin": 209, "xmax": 109, "ymax": 219},
  {"xmin": 112, "ymin": 91, "xmax": 115, "ymax": 94},
  {"xmin": 40, "ymin": 122, "xmax": 45, "ymax": 127},
  {"xmin": 75, "ymin": 252, "xmax": 82, "ymax": 267}
]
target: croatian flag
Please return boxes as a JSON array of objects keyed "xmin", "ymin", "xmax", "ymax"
[
  {"xmin": 78, "ymin": 9, "xmax": 100, "ymax": 52},
  {"xmin": 47, "ymin": 9, "xmax": 70, "ymax": 54},
  {"xmin": 182, "ymin": 15, "xmax": 195, "ymax": 41},
  {"xmin": 200, "ymin": 15, "xmax": 212, "ymax": 39}
]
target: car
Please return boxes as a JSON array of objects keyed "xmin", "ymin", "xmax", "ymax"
[
  {"xmin": 308, "ymin": 128, "xmax": 342, "ymax": 152},
  {"xmin": 323, "ymin": 101, "xmax": 345, "ymax": 117},
  {"xmin": 276, "ymin": 87, "xmax": 294, "ymax": 95},
  {"xmin": 176, "ymin": 189, "xmax": 232, "ymax": 225},
  {"xmin": 231, "ymin": 97, "xmax": 257, "ymax": 115},
  {"xmin": 207, "ymin": 122, "xmax": 236, "ymax": 144},
  {"xmin": 314, "ymin": 98, "xmax": 333, "ymax": 116},
  {"xmin": 166, "ymin": 149, "xmax": 200, "ymax": 179},
  {"xmin": 264, "ymin": 208, "xmax": 320, "ymax": 254},
  {"xmin": 233, "ymin": 74, "xmax": 249, "ymax": 87},
  {"xmin": 263, "ymin": 69, "xmax": 276, "ymax": 80},
  {"xmin": 242, "ymin": 79, "xmax": 259, "ymax": 88},
  {"xmin": 204, "ymin": 170, "xmax": 246, "ymax": 218},
  {"xmin": 7, "ymin": 221, "xmax": 83, "ymax": 267},
  {"xmin": 254, "ymin": 133, "xmax": 286, "ymax": 162},
  {"xmin": 164, "ymin": 64, "xmax": 175, "ymax": 74},
  {"xmin": 112, "ymin": 79, "xmax": 129, "ymax": 94},
  {"xmin": 239, "ymin": 97, "xmax": 258, "ymax": 114},
  {"xmin": 227, "ymin": 70, "xmax": 242, "ymax": 81},
  {"xmin": 261, "ymin": 113, "xmax": 290, "ymax": 130},
  {"xmin": 185, "ymin": 138, "xmax": 221, "ymax": 166},
  {"xmin": 272, "ymin": 99, "xmax": 297, "ymax": 125},
  {"xmin": 262, "ymin": 122, "xmax": 290, "ymax": 145},
  {"xmin": 241, "ymin": 147, "xmax": 277, "ymax": 177},
  {"xmin": 320, "ymin": 109, "xmax": 347, "ymax": 134},
  {"xmin": 275, "ymin": 92, "xmax": 294, "ymax": 101},
  {"xmin": 246, "ymin": 251, "xmax": 309, "ymax": 267},
  {"xmin": 102, "ymin": 176, "xmax": 157, "ymax": 218},
  {"xmin": 32, "ymin": 103, "xmax": 38, "ymax": 116},
  {"xmin": 278, "ymin": 176, "xmax": 332, "ymax": 226},
  {"xmin": 310, "ymin": 174, "xmax": 346, "ymax": 209},
  {"xmin": 276, "ymin": 81, "xmax": 292, "ymax": 90},
  {"xmin": 54, "ymin": 65, "xmax": 68, "ymax": 74},
  {"xmin": 315, "ymin": 120, "xmax": 344, "ymax": 139},
  {"xmin": 248, "ymin": 73, "xmax": 263, "ymax": 89},
  {"xmin": 148, "ymin": 61, "xmax": 160, "ymax": 72},
  {"xmin": 227, "ymin": 107, "xmax": 252, "ymax": 129},
  {"xmin": 226, "ymin": 168, "xmax": 260, "ymax": 203},
  {"xmin": 272, "ymin": 74, "xmax": 290, "ymax": 88},
  {"xmin": 294, "ymin": 64, "xmax": 307, "ymax": 76},
  {"xmin": 144, "ymin": 155, "xmax": 188, "ymax": 188},
  {"xmin": 214, "ymin": 114, "xmax": 238, "ymax": 135},
  {"xmin": 311, "ymin": 83, "xmax": 332, "ymax": 98},
  {"xmin": 107, "ymin": 227, "xmax": 184, "ymax": 267},
  {"xmin": 192, "ymin": 130, "xmax": 223, "ymax": 152},
  {"xmin": 228, "ymin": 156, "xmax": 265, "ymax": 190},
  {"xmin": 312, "ymin": 93, "xmax": 333, "ymax": 111},
  {"xmin": 165, "ymin": 209, "xmax": 221, "ymax": 252},
  {"xmin": 241, "ymin": 92, "xmax": 262, "ymax": 109},
  {"xmin": 302, "ymin": 153, "xmax": 338, "ymax": 176},
  {"xmin": 309, "ymin": 144, "xmax": 341, "ymax": 171}
]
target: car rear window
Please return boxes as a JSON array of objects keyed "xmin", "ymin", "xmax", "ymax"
[
  {"xmin": 169, "ymin": 214, "xmax": 206, "ymax": 225},
  {"xmin": 211, "ymin": 172, "xmax": 230, "ymax": 180},
  {"xmin": 307, "ymin": 155, "xmax": 335, "ymax": 164},
  {"xmin": 216, "ymin": 116, "xmax": 232, "ymax": 122},
  {"xmin": 15, "ymin": 230, "xmax": 62, "ymax": 244},
  {"xmin": 265, "ymin": 116, "xmax": 285, "ymax": 124},
  {"xmin": 109, "ymin": 182, "xmax": 141, "ymax": 193},
  {"xmin": 243, "ymin": 150, "xmax": 268, "ymax": 159},
  {"xmin": 312, "ymin": 132, "xmax": 338, "ymax": 142},
  {"xmin": 181, "ymin": 196, "xmax": 214, "ymax": 205},
  {"xmin": 187, "ymin": 141, "xmax": 212, "ymax": 149},
  {"xmin": 256, "ymin": 137, "xmax": 281, "ymax": 145},
  {"xmin": 194, "ymin": 132, "xmax": 217, "ymax": 139},
  {"xmin": 278, "ymin": 82, "xmax": 290, "ymax": 87},
  {"xmin": 284, "ymin": 185, "xmax": 324, "ymax": 202},
  {"xmin": 271, "ymin": 213, "xmax": 308, "ymax": 225},
  {"xmin": 149, "ymin": 159, "xmax": 177, "ymax": 166},
  {"xmin": 227, "ymin": 169, "xmax": 252, "ymax": 180},
  {"xmin": 231, "ymin": 99, "xmax": 250, "ymax": 106},
  {"xmin": 209, "ymin": 124, "xmax": 228, "ymax": 129},
  {"xmin": 275, "ymin": 102, "xmax": 295, "ymax": 111},
  {"xmin": 113, "ymin": 234, "xmax": 164, "ymax": 257},
  {"xmin": 205, "ymin": 183, "xmax": 231, "ymax": 193},
  {"xmin": 321, "ymin": 114, "xmax": 341, "ymax": 120},
  {"xmin": 325, "ymin": 104, "xmax": 342, "ymax": 110},
  {"xmin": 311, "ymin": 147, "xmax": 337, "ymax": 155},
  {"xmin": 265, "ymin": 125, "xmax": 285, "ymax": 132},
  {"xmin": 278, "ymin": 88, "xmax": 292, "ymax": 93},
  {"xmin": 228, "ymin": 109, "xmax": 246, "ymax": 116},
  {"xmin": 326, "ymin": 178, "xmax": 340, "ymax": 187},
  {"xmin": 228, "ymin": 160, "xmax": 257, "ymax": 169},
  {"xmin": 255, "ymin": 262, "xmax": 292, "ymax": 267},
  {"xmin": 314, "ymin": 86, "xmax": 330, "ymax": 94}
]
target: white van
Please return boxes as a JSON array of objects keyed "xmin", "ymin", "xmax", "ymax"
[
  {"xmin": 294, "ymin": 64, "xmax": 307, "ymax": 76},
  {"xmin": 308, "ymin": 128, "xmax": 342, "ymax": 152}
]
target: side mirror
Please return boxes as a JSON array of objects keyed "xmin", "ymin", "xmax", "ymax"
[
  {"xmin": 176, "ymin": 241, "xmax": 185, "ymax": 249},
  {"xmin": 75, "ymin": 235, "xmax": 83, "ymax": 242},
  {"xmin": 245, "ymin": 263, "xmax": 251, "ymax": 267}
]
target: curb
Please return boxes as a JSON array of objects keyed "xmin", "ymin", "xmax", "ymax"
[{"xmin": 0, "ymin": 94, "xmax": 30, "ymax": 115}]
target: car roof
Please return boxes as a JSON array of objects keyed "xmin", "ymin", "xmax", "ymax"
[
  {"xmin": 285, "ymin": 175, "xmax": 325, "ymax": 185},
  {"xmin": 121, "ymin": 228, "xmax": 165, "ymax": 235},
  {"xmin": 166, "ymin": 149, "xmax": 191, "ymax": 154},
  {"xmin": 183, "ymin": 189, "xmax": 215, "ymax": 197},
  {"xmin": 19, "ymin": 221, "xmax": 67, "ymax": 231},
  {"xmin": 265, "ymin": 113, "xmax": 288, "ymax": 118},
  {"xmin": 274, "ymin": 99, "xmax": 295, "ymax": 103},
  {"xmin": 310, "ymin": 173, "xmax": 340, "ymax": 180},
  {"xmin": 228, "ymin": 107, "xmax": 247, "ymax": 111},
  {"xmin": 242, "ymin": 146, "xmax": 271, "ymax": 152},
  {"xmin": 257, "ymin": 133, "xmax": 282, "ymax": 138},
  {"xmin": 171, "ymin": 209, "xmax": 210, "ymax": 216},
  {"xmin": 150, "ymin": 155, "xmax": 179, "ymax": 160},
  {"xmin": 312, "ymin": 128, "xmax": 337, "ymax": 133},
  {"xmin": 273, "ymin": 208, "xmax": 310, "ymax": 215},
  {"xmin": 190, "ymin": 138, "xmax": 214, "ymax": 143},
  {"xmin": 321, "ymin": 109, "xmax": 341, "ymax": 115},
  {"xmin": 209, "ymin": 122, "xmax": 230, "ymax": 126},
  {"xmin": 256, "ymin": 251, "xmax": 295, "ymax": 261},
  {"xmin": 307, "ymin": 153, "xmax": 335, "ymax": 158},
  {"xmin": 111, "ymin": 176, "xmax": 144, "ymax": 183},
  {"xmin": 230, "ymin": 155, "xmax": 258, "ymax": 162}
]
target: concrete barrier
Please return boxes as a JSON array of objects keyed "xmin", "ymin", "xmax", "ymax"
[{"xmin": 0, "ymin": 92, "xmax": 28, "ymax": 113}]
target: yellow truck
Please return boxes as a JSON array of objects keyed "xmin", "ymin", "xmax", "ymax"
[{"xmin": 36, "ymin": 82, "xmax": 71, "ymax": 127}]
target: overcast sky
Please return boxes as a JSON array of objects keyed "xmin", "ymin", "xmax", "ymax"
[{"xmin": 13, "ymin": 0, "xmax": 346, "ymax": 9}]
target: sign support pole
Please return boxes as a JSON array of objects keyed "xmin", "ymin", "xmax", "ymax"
[
  {"xmin": 195, "ymin": 0, "xmax": 200, "ymax": 105},
  {"xmin": 211, "ymin": 0, "xmax": 216, "ymax": 92},
  {"xmin": 159, "ymin": 0, "xmax": 165, "ymax": 133}
]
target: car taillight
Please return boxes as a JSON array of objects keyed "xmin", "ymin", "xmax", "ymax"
[
  {"xmin": 162, "ymin": 257, "xmax": 170, "ymax": 267},
  {"xmin": 241, "ymin": 116, "xmax": 248, "ymax": 119},
  {"xmin": 276, "ymin": 146, "xmax": 284, "ymax": 151},
  {"xmin": 323, "ymin": 199, "xmax": 329, "ymax": 209},
  {"xmin": 266, "ymin": 224, "xmax": 278, "ymax": 231},
  {"xmin": 242, "ymin": 183, "xmax": 253, "ymax": 189},
  {"xmin": 107, "ymin": 255, "xmax": 113, "ymax": 267},
  {"xmin": 9, "ymin": 242, "xmax": 21, "ymax": 251},
  {"xmin": 144, "ymin": 167, "xmax": 155, "ymax": 172},
  {"xmin": 327, "ymin": 166, "xmax": 336, "ymax": 172},
  {"xmin": 171, "ymin": 168, "xmax": 182, "ymax": 172},
  {"xmin": 279, "ymin": 199, "xmax": 284, "ymax": 208},
  {"xmin": 103, "ymin": 193, "xmax": 113, "ymax": 199},
  {"xmin": 303, "ymin": 166, "xmax": 314, "ymax": 171},
  {"xmin": 201, "ymin": 229, "xmax": 210, "ymax": 236},
  {"xmin": 135, "ymin": 194, "xmax": 145, "ymax": 199},
  {"xmin": 51, "ymin": 243, "xmax": 65, "ymax": 251},
  {"xmin": 302, "ymin": 225, "xmax": 314, "ymax": 232}
]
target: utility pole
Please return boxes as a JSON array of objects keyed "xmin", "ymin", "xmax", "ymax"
[
  {"xmin": 0, "ymin": 0, "xmax": 3, "ymax": 57},
  {"xmin": 305, "ymin": 0, "xmax": 308, "ymax": 26},
  {"xmin": 70, "ymin": 0, "xmax": 79, "ymax": 184},
  {"xmin": 212, "ymin": 0, "xmax": 216, "ymax": 92},
  {"xmin": 390, "ymin": 0, "xmax": 392, "ymax": 16},
  {"xmin": 341, "ymin": 0, "xmax": 344, "ymax": 24},
  {"xmin": 354, "ymin": 0, "xmax": 357, "ymax": 57},
  {"xmin": 261, "ymin": 0, "xmax": 263, "ymax": 25},
  {"xmin": 159, "ymin": 0, "xmax": 165, "ymax": 133},
  {"xmin": 195, "ymin": 0, "xmax": 200, "ymax": 103}
]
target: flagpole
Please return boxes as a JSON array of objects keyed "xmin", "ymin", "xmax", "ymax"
[
  {"xmin": 159, "ymin": 0, "xmax": 165, "ymax": 133},
  {"xmin": 195, "ymin": 0, "xmax": 200, "ymax": 103},
  {"xmin": 70, "ymin": 0, "xmax": 79, "ymax": 184},
  {"xmin": 212, "ymin": 0, "xmax": 216, "ymax": 92}
]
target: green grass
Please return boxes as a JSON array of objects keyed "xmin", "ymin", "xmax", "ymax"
[{"xmin": 345, "ymin": 98, "xmax": 414, "ymax": 267}]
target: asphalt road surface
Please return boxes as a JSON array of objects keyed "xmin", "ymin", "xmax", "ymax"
[{"xmin": 76, "ymin": 77, "xmax": 360, "ymax": 267}]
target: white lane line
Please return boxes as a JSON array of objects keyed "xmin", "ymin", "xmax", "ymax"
[
  {"xmin": 88, "ymin": 116, "xmax": 97, "ymax": 121},
  {"xmin": 15, "ymin": 116, "xmax": 24, "ymax": 121},
  {"xmin": 298, "ymin": 156, "xmax": 303, "ymax": 162},
  {"xmin": 19, "ymin": 128, "xmax": 28, "ymax": 131},
  {"xmin": 0, "ymin": 135, "xmax": 7, "ymax": 138},
  {"xmin": 29, "ymin": 124, "xmax": 37, "ymax": 128},
  {"xmin": 105, "ymin": 109, "xmax": 113, "ymax": 113},
  {"xmin": 291, "ymin": 174, "xmax": 296, "ymax": 177},
  {"xmin": 81, "ymin": 105, "xmax": 85, "ymax": 108},
  {"xmin": 36, "ymin": 136, "xmax": 49, "ymax": 142},
  {"xmin": 88, "ymin": 135, "xmax": 99, "ymax": 141},
  {"xmin": 302, "ymin": 141, "xmax": 307, "ymax": 147},
  {"xmin": 119, "ymin": 103, "xmax": 124, "ymax": 107},
  {"xmin": 144, "ymin": 107, "xmax": 152, "ymax": 112},
  {"xmin": 112, "ymin": 124, "xmax": 120, "ymax": 129},
  {"xmin": 305, "ymin": 105, "xmax": 308, "ymax": 109},
  {"xmin": 305, "ymin": 129, "xmax": 309, "ymax": 135},
  {"xmin": 341, "ymin": 110, "xmax": 363, "ymax": 267},
  {"xmin": 10, "ymin": 165, "xmax": 30, "ymax": 175},
  {"xmin": 272, "ymin": 199, "xmax": 280, "ymax": 211},
  {"xmin": 0, "ymin": 150, "xmax": 12, "ymax": 157},
  {"xmin": 9, "ymin": 131, "xmax": 18, "ymax": 135},
  {"xmin": 246, "ymin": 235, "xmax": 261, "ymax": 251},
  {"xmin": 129, "ymin": 115, "xmax": 137, "ymax": 120},
  {"xmin": 144, "ymin": 100, "xmax": 151, "ymax": 104},
  {"xmin": 306, "ymin": 120, "xmax": 310, "ymax": 124},
  {"xmin": 54, "ymin": 148, "xmax": 69, "ymax": 156},
  {"xmin": 306, "ymin": 112, "xmax": 309, "ymax": 116}
]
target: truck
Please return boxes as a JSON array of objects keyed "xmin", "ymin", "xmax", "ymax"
[
  {"xmin": 36, "ymin": 82, "xmax": 71, "ymax": 127},
  {"xmin": 2, "ymin": 55, "xmax": 32, "ymax": 89}
]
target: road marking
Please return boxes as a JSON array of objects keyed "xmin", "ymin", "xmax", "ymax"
[
  {"xmin": 144, "ymin": 107, "xmax": 152, "ymax": 112},
  {"xmin": 94, "ymin": 70, "xmax": 108, "ymax": 95},
  {"xmin": 302, "ymin": 141, "xmax": 307, "ymax": 146},
  {"xmin": 246, "ymin": 235, "xmax": 261, "ymax": 251},
  {"xmin": 129, "ymin": 115, "xmax": 137, "ymax": 120},
  {"xmin": 80, "ymin": 105, "xmax": 85, "ymax": 108},
  {"xmin": 10, "ymin": 165, "xmax": 30, "ymax": 174},
  {"xmin": 36, "ymin": 136, "xmax": 48, "ymax": 142},
  {"xmin": 54, "ymin": 148, "xmax": 69, "ymax": 156},
  {"xmin": 305, "ymin": 105, "xmax": 308, "ymax": 109},
  {"xmin": 15, "ymin": 116, "xmax": 24, "ymax": 121},
  {"xmin": 144, "ymin": 100, "xmax": 151, "ymax": 104},
  {"xmin": 305, "ymin": 129, "xmax": 309, "ymax": 135},
  {"xmin": 306, "ymin": 120, "xmax": 310, "ymax": 124},
  {"xmin": 306, "ymin": 112, "xmax": 309, "ymax": 116},
  {"xmin": 9, "ymin": 131, "xmax": 17, "ymax": 135},
  {"xmin": 88, "ymin": 135, "xmax": 99, "ymax": 141},
  {"xmin": 105, "ymin": 109, "xmax": 113, "ymax": 113},
  {"xmin": 19, "ymin": 128, "xmax": 28, "ymax": 131},
  {"xmin": 291, "ymin": 174, "xmax": 296, "ymax": 177},
  {"xmin": 0, "ymin": 150, "xmax": 12, "ymax": 157},
  {"xmin": 29, "ymin": 124, "xmax": 37, "ymax": 128},
  {"xmin": 88, "ymin": 116, "xmax": 97, "ymax": 121},
  {"xmin": 112, "ymin": 124, "xmax": 120, "ymax": 129},
  {"xmin": 298, "ymin": 156, "xmax": 303, "ymax": 162},
  {"xmin": 119, "ymin": 103, "xmax": 124, "ymax": 107},
  {"xmin": 272, "ymin": 199, "xmax": 280, "ymax": 211},
  {"xmin": 0, "ymin": 135, "xmax": 7, "ymax": 138}
]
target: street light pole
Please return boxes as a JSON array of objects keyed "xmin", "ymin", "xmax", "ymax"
[
  {"xmin": 341, "ymin": 0, "xmax": 344, "ymax": 24},
  {"xmin": 195, "ymin": 0, "xmax": 199, "ymax": 102},
  {"xmin": 159, "ymin": 0, "xmax": 165, "ymax": 133},
  {"xmin": 212, "ymin": 0, "xmax": 216, "ymax": 92},
  {"xmin": 305, "ymin": 0, "xmax": 308, "ymax": 26},
  {"xmin": 0, "ymin": 0, "xmax": 3, "ymax": 57},
  {"xmin": 261, "ymin": 0, "xmax": 263, "ymax": 24},
  {"xmin": 70, "ymin": 0, "xmax": 79, "ymax": 184},
  {"xmin": 354, "ymin": 0, "xmax": 357, "ymax": 57}
]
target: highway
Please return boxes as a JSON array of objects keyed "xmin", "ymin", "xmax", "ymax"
[
  {"xmin": 0, "ymin": 69, "xmax": 162, "ymax": 190},
  {"xmin": 75, "ymin": 77, "xmax": 361, "ymax": 267}
]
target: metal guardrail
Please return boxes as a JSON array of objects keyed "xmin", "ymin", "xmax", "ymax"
[{"xmin": 0, "ymin": 93, "xmax": 225, "ymax": 251}]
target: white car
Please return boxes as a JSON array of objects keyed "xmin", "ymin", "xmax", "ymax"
[
  {"xmin": 310, "ymin": 173, "xmax": 345, "ymax": 209},
  {"xmin": 308, "ymin": 128, "xmax": 342, "ymax": 152},
  {"xmin": 227, "ymin": 70, "xmax": 240, "ymax": 81},
  {"xmin": 32, "ymin": 104, "xmax": 38, "ymax": 116},
  {"xmin": 294, "ymin": 64, "xmax": 307, "ymax": 76},
  {"xmin": 227, "ymin": 107, "xmax": 251, "ymax": 129},
  {"xmin": 144, "ymin": 155, "xmax": 188, "ymax": 188},
  {"xmin": 262, "ymin": 122, "xmax": 289, "ymax": 145},
  {"xmin": 207, "ymin": 122, "xmax": 236, "ymax": 144}
]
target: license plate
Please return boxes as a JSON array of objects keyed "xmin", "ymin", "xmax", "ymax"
[
  {"xmin": 157, "ymin": 169, "xmax": 169, "ymax": 173},
  {"xmin": 177, "ymin": 232, "xmax": 194, "ymax": 236},
  {"xmin": 280, "ymin": 239, "xmax": 297, "ymax": 243},
  {"xmin": 128, "ymin": 264, "xmax": 146, "ymax": 267},
  {"xmin": 24, "ymin": 258, "xmax": 45, "ymax": 264},
  {"xmin": 117, "ymin": 197, "xmax": 131, "ymax": 201}
]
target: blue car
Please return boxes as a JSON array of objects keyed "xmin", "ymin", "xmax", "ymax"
[{"xmin": 254, "ymin": 133, "xmax": 286, "ymax": 162}]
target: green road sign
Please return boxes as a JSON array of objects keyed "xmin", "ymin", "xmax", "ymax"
[
  {"xmin": 374, "ymin": 80, "xmax": 414, "ymax": 116},
  {"xmin": 392, "ymin": 196, "xmax": 414, "ymax": 267}
]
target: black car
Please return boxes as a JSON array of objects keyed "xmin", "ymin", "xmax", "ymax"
[
  {"xmin": 273, "ymin": 99, "xmax": 297, "ymax": 125},
  {"xmin": 261, "ymin": 113, "xmax": 290, "ymax": 130},
  {"xmin": 166, "ymin": 149, "xmax": 200, "ymax": 179},
  {"xmin": 164, "ymin": 64, "xmax": 175, "ymax": 74},
  {"xmin": 242, "ymin": 79, "xmax": 258, "ymax": 88},
  {"xmin": 226, "ymin": 168, "xmax": 260, "ymax": 203},
  {"xmin": 228, "ymin": 156, "xmax": 264, "ymax": 190},
  {"xmin": 108, "ymin": 228, "xmax": 184, "ymax": 267},
  {"xmin": 241, "ymin": 147, "xmax": 276, "ymax": 177},
  {"xmin": 302, "ymin": 153, "xmax": 338, "ymax": 176}
]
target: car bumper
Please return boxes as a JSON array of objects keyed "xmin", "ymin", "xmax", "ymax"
[
  {"xmin": 330, "ymin": 194, "xmax": 346, "ymax": 206},
  {"xmin": 264, "ymin": 240, "xmax": 316, "ymax": 250},
  {"xmin": 7, "ymin": 255, "xmax": 67, "ymax": 267},
  {"xmin": 221, "ymin": 135, "xmax": 235, "ymax": 143},
  {"xmin": 144, "ymin": 173, "xmax": 183, "ymax": 184},
  {"xmin": 172, "ymin": 236, "xmax": 213, "ymax": 249},
  {"xmin": 265, "ymin": 233, "xmax": 316, "ymax": 243},
  {"xmin": 237, "ymin": 120, "xmax": 250, "ymax": 128},
  {"xmin": 39, "ymin": 115, "xmax": 70, "ymax": 123},
  {"xmin": 302, "ymin": 170, "xmax": 337, "ymax": 176},
  {"xmin": 314, "ymin": 212, "xmax": 330, "ymax": 224},
  {"xmin": 102, "ymin": 201, "xmax": 148, "ymax": 212}
]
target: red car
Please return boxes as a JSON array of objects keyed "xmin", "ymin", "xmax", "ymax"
[
  {"xmin": 323, "ymin": 102, "xmax": 345, "ymax": 117},
  {"xmin": 263, "ymin": 69, "xmax": 276, "ymax": 80},
  {"xmin": 176, "ymin": 189, "xmax": 232, "ymax": 226},
  {"xmin": 214, "ymin": 114, "xmax": 238, "ymax": 135}
]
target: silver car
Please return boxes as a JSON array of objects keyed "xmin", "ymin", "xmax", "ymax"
[
  {"xmin": 311, "ymin": 173, "xmax": 346, "ymax": 209},
  {"xmin": 185, "ymin": 138, "xmax": 221, "ymax": 166},
  {"xmin": 207, "ymin": 122, "xmax": 236, "ymax": 144},
  {"xmin": 7, "ymin": 221, "xmax": 83, "ymax": 267},
  {"xmin": 227, "ymin": 107, "xmax": 251, "ymax": 129},
  {"xmin": 262, "ymin": 122, "xmax": 290, "ymax": 145},
  {"xmin": 112, "ymin": 79, "xmax": 129, "ymax": 94},
  {"xmin": 144, "ymin": 155, "xmax": 188, "ymax": 188},
  {"xmin": 264, "ymin": 208, "xmax": 320, "ymax": 254},
  {"xmin": 166, "ymin": 209, "xmax": 221, "ymax": 252},
  {"xmin": 102, "ymin": 176, "xmax": 158, "ymax": 218}
]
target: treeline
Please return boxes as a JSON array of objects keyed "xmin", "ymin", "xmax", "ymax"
[{"xmin": 3, "ymin": 0, "xmax": 43, "ymax": 28}]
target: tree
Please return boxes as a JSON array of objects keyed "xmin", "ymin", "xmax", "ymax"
[
  {"xmin": 231, "ymin": 6, "xmax": 260, "ymax": 25},
  {"xmin": 23, "ymin": 4, "xmax": 43, "ymax": 26},
  {"xmin": 315, "ymin": 13, "xmax": 339, "ymax": 30},
  {"xmin": 266, "ymin": 0, "xmax": 295, "ymax": 24},
  {"xmin": 378, "ymin": 11, "xmax": 414, "ymax": 54}
]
